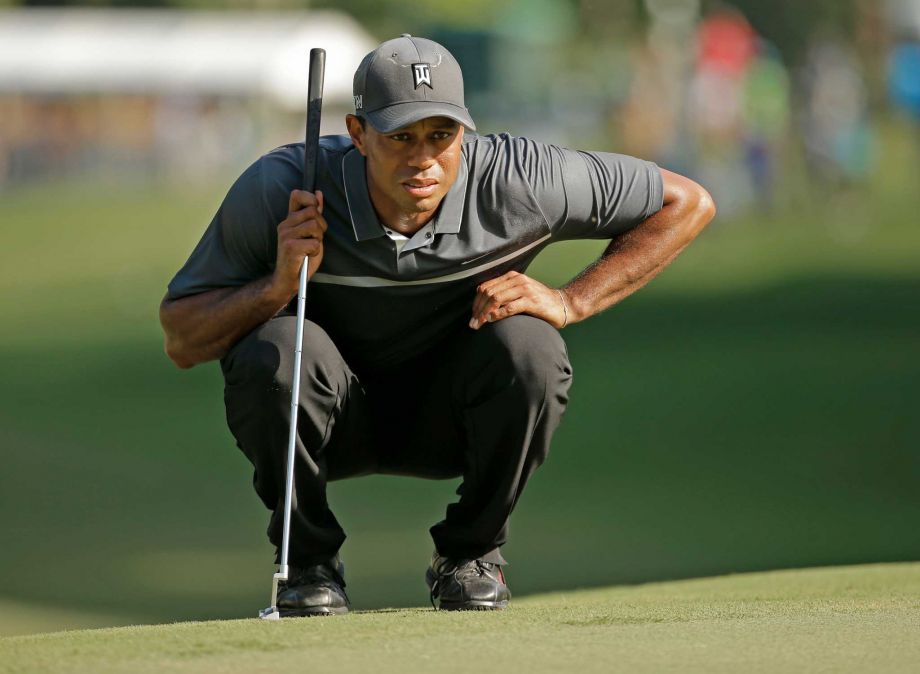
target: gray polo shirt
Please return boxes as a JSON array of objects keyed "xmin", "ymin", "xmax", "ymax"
[{"xmin": 167, "ymin": 133, "xmax": 663, "ymax": 375}]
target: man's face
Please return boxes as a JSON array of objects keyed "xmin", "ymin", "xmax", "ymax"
[{"xmin": 346, "ymin": 115, "xmax": 464, "ymax": 224}]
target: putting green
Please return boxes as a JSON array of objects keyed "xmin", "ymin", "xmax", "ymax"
[{"xmin": 2, "ymin": 562, "xmax": 917, "ymax": 674}]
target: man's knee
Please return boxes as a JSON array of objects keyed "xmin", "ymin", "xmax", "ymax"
[
  {"xmin": 221, "ymin": 317, "xmax": 348, "ymax": 394},
  {"xmin": 474, "ymin": 315, "xmax": 573, "ymax": 399}
]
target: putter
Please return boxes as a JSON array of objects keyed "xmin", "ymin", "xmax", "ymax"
[{"xmin": 259, "ymin": 46, "xmax": 326, "ymax": 621}]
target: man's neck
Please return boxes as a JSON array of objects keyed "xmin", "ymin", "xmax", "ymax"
[
  {"xmin": 367, "ymin": 182, "xmax": 440, "ymax": 237},
  {"xmin": 380, "ymin": 212, "xmax": 438, "ymax": 236}
]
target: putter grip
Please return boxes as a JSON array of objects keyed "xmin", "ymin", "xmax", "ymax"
[{"xmin": 303, "ymin": 48, "xmax": 326, "ymax": 192}]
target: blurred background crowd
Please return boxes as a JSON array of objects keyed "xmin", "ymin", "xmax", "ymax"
[
  {"xmin": 1, "ymin": 0, "xmax": 918, "ymax": 638},
  {"xmin": 1, "ymin": 0, "xmax": 919, "ymax": 214}
]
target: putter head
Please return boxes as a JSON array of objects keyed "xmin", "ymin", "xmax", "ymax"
[
  {"xmin": 258, "ymin": 569, "xmax": 287, "ymax": 621},
  {"xmin": 259, "ymin": 606, "xmax": 281, "ymax": 620}
]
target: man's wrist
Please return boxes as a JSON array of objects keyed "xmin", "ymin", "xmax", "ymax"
[
  {"xmin": 559, "ymin": 286, "xmax": 586, "ymax": 325},
  {"xmin": 262, "ymin": 274, "xmax": 297, "ymax": 313},
  {"xmin": 554, "ymin": 288, "xmax": 570, "ymax": 328}
]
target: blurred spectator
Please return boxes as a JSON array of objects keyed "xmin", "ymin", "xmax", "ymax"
[
  {"xmin": 799, "ymin": 37, "xmax": 873, "ymax": 186},
  {"xmin": 741, "ymin": 42, "xmax": 790, "ymax": 210},
  {"xmin": 888, "ymin": 42, "xmax": 920, "ymax": 118},
  {"xmin": 885, "ymin": 0, "xmax": 920, "ymax": 163},
  {"xmin": 620, "ymin": 0, "xmax": 698, "ymax": 171},
  {"xmin": 688, "ymin": 8, "xmax": 790, "ymax": 215}
]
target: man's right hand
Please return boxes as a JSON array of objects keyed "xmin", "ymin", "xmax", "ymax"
[
  {"xmin": 161, "ymin": 189, "xmax": 331, "ymax": 369},
  {"xmin": 272, "ymin": 189, "xmax": 327, "ymax": 299}
]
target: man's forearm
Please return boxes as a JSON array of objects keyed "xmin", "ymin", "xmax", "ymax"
[
  {"xmin": 159, "ymin": 276, "xmax": 293, "ymax": 369},
  {"xmin": 561, "ymin": 175, "xmax": 715, "ymax": 323}
]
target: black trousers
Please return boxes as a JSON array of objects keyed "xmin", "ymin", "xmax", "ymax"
[{"xmin": 220, "ymin": 314, "xmax": 573, "ymax": 568}]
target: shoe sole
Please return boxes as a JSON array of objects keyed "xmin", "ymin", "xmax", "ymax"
[
  {"xmin": 278, "ymin": 606, "xmax": 349, "ymax": 617},
  {"xmin": 435, "ymin": 599, "xmax": 509, "ymax": 611}
]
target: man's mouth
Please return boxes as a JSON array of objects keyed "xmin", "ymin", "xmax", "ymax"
[{"xmin": 401, "ymin": 179, "xmax": 438, "ymax": 198}]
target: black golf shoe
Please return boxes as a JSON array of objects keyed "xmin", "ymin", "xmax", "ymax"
[
  {"xmin": 276, "ymin": 554, "xmax": 350, "ymax": 616},
  {"xmin": 425, "ymin": 551, "xmax": 511, "ymax": 610}
]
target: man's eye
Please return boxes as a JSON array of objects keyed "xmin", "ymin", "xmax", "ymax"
[
  {"xmin": 433, "ymin": 132, "xmax": 453, "ymax": 140},
  {"xmin": 390, "ymin": 133, "xmax": 410, "ymax": 141}
]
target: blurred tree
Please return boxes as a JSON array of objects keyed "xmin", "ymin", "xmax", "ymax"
[
  {"xmin": 9, "ymin": 0, "xmax": 509, "ymax": 35},
  {"xmin": 708, "ymin": 0, "xmax": 858, "ymax": 65},
  {"xmin": 8, "ymin": 0, "xmax": 856, "ymax": 54},
  {"xmin": 577, "ymin": 0, "xmax": 644, "ymax": 41},
  {"xmin": 308, "ymin": 0, "xmax": 508, "ymax": 38},
  {"xmin": 17, "ymin": 0, "xmax": 170, "ymax": 6},
  {"xmin": 14, "ymin": 0, "xmax": 314, "ymax": 6},
  {"xmin": 6, "ymin": 0, "xmax": 861, "ymax": 70}
]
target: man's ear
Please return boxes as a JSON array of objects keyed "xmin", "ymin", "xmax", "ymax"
[{"xmin": 345, "ymin": 114, "xmax": 367, "ymax": 157}]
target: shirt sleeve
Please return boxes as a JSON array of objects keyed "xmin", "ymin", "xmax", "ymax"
[
  {"xmin": 165, "ymin": 158, "xmax": 275, "ymax": 300},
  {"xmin": 513, "ymin": 136, "xmax": 664, "ymax": 241}
]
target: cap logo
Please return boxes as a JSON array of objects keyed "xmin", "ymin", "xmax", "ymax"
[
  {"xmin": 412, "ymin": 63, "xmax": 432, "ymax": 89},
  {"xmin": 354, "ymin": 94, "xmax": 363, "ymax": 111}
]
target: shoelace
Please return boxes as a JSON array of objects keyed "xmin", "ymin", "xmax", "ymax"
[
  {"xmin": 429, "ymin": 559, "xmax": 493, "ymax": 609},
  {"xmin": 284, "ymin": 563, "xmax": 350, "ymax": 603},
  {"xmin": 456, "ymin": 559, "xmax": 493, "ymax": 580}
]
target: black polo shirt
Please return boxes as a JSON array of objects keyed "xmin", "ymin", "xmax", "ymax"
[{"xmin": 167, "ymin": 133, "xmax": 663, "ymax": 375}]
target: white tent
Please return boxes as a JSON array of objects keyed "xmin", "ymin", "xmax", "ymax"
[{"xmin": 0, "ymin": 8, "xmax": 377, "ymax": 109}]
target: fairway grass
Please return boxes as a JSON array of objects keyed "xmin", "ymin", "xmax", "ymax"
[{"xmin": 2, "ymin": 563, "xmax": 918, "ymax": 674}]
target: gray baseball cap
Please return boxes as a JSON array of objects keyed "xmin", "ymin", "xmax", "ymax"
[{"xmin": 352, "ymin": 34, "xmax": 476, "ymax": 133}]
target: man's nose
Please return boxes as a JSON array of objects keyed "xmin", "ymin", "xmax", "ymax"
[{"xmin": 407, "ymin": 141, "xmax": 437, "ymax": 169}]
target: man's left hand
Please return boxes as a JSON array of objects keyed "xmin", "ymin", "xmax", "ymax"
[{"xmin": 470, "ymin": 271, "xmax": 570, "ymax": 330}]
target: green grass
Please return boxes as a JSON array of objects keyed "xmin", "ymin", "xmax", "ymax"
[
  {"xmin": 2, "ymin": 563, "xmax": 918, "ymax": 674},
  {"xmin": 1, "ymin": 121, "xmax": 918, "ymax": 638}
]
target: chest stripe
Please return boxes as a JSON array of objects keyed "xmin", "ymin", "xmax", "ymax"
[{"xmin": 311, "ymin": 233, "xmax": 551, "ymax": 287}]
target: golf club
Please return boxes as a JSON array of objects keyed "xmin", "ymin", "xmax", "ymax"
[{"xmin": 259, "ymin": 46, "xmax": 326, "ymax": 621}]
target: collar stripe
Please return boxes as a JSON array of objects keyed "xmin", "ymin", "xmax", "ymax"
[{"xmin": 341, "ymin": 150, "xmax": 361, "ymax": 243}]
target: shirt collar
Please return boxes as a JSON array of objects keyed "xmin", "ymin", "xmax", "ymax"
[{"xmin": 342, "ymin": 148, "xmax": 468, "ymax": 242}]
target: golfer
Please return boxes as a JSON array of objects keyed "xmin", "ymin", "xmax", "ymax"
[{"xmin": 159, "ymin": 35, "xmax": 715, "ymax": 614}]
